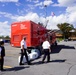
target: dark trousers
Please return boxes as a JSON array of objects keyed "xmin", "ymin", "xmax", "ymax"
[
  {"xmin": 20, "ymin": 49, "xmax": 30, "ymax": 65},
  {"xmin": 42, "ymin": 49, "xmax": 50, "ymax": 62},
  {"xmin": 0, "ymin": 57, "xmax": 4, "ymax": 70}
]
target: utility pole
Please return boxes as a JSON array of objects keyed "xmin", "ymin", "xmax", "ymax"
[{"xmin": 44, "ymin": 5, "xmax": 48, "ymax": 28}]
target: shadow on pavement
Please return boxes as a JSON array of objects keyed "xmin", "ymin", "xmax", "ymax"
[
  {"xmin": 51, "ymin": 45, "xmax": 75, "ymax": 54},
  {"xmin": 50, "ymin": 59, "xmax": 66, "ymax": 63},
  {"xmin": 5, "ymin": 66, "xmax": 30, "ymax": 71},
  {"xmin": 31, "ymin": 59, "xmax": 66, "ymax": 65},
  {"xmin": 31, "ymin": 61, "xmax": 43, "ymax": 65}
]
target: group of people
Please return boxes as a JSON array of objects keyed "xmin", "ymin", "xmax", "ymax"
[
  {"xmin": 0, "ymin": 37, "xmax": 51, "ymax": 71},
  {"xmin": 19, "ymin": 37, "xmax": 51, "ymax": 65}
]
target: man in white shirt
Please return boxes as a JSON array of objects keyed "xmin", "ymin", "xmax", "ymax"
[
  {"xmin": 42, "ymin": 38, "xmax": 51, "ymax": 63},
  {"xmin": 19, "ymin": 37, "xmax": 31, "ymax": 65}
]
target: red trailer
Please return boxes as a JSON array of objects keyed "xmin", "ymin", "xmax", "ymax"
[{"xmin": 11, "ymin": 20, "xmax": 57, "ymax": 48}]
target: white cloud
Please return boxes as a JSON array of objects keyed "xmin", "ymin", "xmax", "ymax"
[
  {"xmin": 1, "ymin": 10, "xmax": 76, "ymax": 30},
  {"xmin": 15, "ymin": 12, "xmax": 68, "ymax": 29},
  {"xmin": 46, "ymin": 11, "xmax": 76, "ymax": 29},
  {"xmin": 0, "ymin": 1, "xmax": 76, "ymax": 37},
  {"xmin": 26, "ymin": 0, "xmax": 39, "ymax": 3},
  {"xmin": 33, "ymin": 0, "xmax": 39, "ymax": 3},
  {"xmin": 65, "ymin": 6, "xmax": 76, "ymax": 27},
  {"xmin": 52, "ymin": 0, "xmax": 76, "ymax": 28},
  {"xmin": 66, "ymin": 6, "xmax": 76, "ymax": 13},
  {"xmin": 46, "ymin": 15, "xmax": 68, "ymax": 29},
  {"xmin": 16, "ymin": 12, "xmax": 40, "ymax": 23},
  {"xmin": 27, "ymin": 4, "xmax": 35, "ymax": 10},
  {"xmin": 68, "ymin": 12, "xmax": 76, "ymax": 24},
  {"xmin": 0, "ymin": 11, "xmax": 18, "ymax": 20},
  {"xmin": 35, "ymin": 2, "xmax": 43, "ymax": 7},
  {"xmin": 35, "ymin": 0, "xmax": 53, "ymax": 7},
  {"xmin": 43, "ymin": 0, "xmax": 53, "ymax": 6},
  {"xmin": 0, "ymin": 21, "xmax": 10, "ymax": 36},
  {"xmin": 34, "ymin": 0, "xmax": 53, "ymax": 10},
  {"xmin": 0, "ymin": 0, "xmax": 19, "ymax": 2},
  {"xmin": 54, "ymin": 0, "xmax": 76, "ymax": 7},
  {"xmin": 0, "ymin": 12, "xmax": 71, "ymax": 36}
]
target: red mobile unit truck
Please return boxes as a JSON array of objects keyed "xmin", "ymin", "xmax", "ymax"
[
  {"xmin": 11, "ymin": 20, "xmax": 47, "ymax": 47},
  {"xmin": 11, "ymin": 20, "xmax": 57, "ymax": 48}
]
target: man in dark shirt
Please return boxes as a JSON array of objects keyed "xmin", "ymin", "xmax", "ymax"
[{"xmin": 0, "ymin": 41, "xmax": 5, "ymax": 71}]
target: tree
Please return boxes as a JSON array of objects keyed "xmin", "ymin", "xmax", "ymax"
[
  {"xmin": 57, "ymin": 23, "xmax": 74, "ymax": 39},
  {"xmin": 0, "ymin": 35, "xmax": 10, "ymax": 40},
  {"xmin": 5, "ymin": 36, "xmax": 10, "ymax": 39},
  {"xmin": 0, "ymin": 36, "xmax": 4, "ymax": 39}
]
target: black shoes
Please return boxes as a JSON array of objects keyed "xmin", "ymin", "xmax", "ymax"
[
  {"xmin": 28, "ymin": 62, "xmax": 32, "ymax": 65},
  {"xmin": 41, "ymin": 61, "xmax": 50, "ymax": 63},
  {"xmin": 1, "ymin": 69, "xmax": 6, "ymax": 71},
  {"xmin": 47, "ymin": 61, "xmax": 50, "ymax": 63},
  {"xmin": 19, "ymin": 63, "xmax": 24, "ymax": 65},
  {"xmin": 41, "ymin": 61, "xmax": 44, "ymax": 64},
  {"xmin": 19, "ymin": 62, "xmax": 31, "ymax": 65}
]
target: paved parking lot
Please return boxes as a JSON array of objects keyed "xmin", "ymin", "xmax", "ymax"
[{"xmin": 0, "ymin": 41, "xmax": 76, "ymax": 75}]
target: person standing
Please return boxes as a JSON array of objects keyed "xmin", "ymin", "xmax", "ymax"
[
  {"xmin": 0, "ymin": 41, "xmax": 5, "ymax": 71},
  {"xmin": 19, "ymin": 37, "xmax": 31, "ymax": 65},
  {"xmin": 42, "ymin": 38, "xmax": 51, "ymax": 63}
]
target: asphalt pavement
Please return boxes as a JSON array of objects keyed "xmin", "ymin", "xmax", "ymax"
[{"xmin": 0, "ymin": 41, "xmax": 76, "ymax": 75}]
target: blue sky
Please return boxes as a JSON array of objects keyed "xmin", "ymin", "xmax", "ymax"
[{"xmin": 0, "ymin": 0, "xmax": 76, "ymax": 36}]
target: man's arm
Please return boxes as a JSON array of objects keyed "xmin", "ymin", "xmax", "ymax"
[
  {"xmin": 48, "ymin": 42, "xmax": 51, "ymax": 52},
  {"xmin": 49, "ymin": 47, "xmax": 51, "ymax": 52},
  {"xmin": 22, "ymin": 45, "xmax": 25, "ymax": 52}
]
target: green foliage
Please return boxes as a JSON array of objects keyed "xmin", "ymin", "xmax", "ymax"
[
  {"xmin": 5, "ymin": 36, "xmax": 10, "ymax": 39},
  {"xmin": 57, "ymin": 38, "xmax": 63, "ymax": 42},
  {"xmin": 0, "ymin": 36, "xmax": 4, "ymax": 39},
  {"xmin": 57, "ymin": 23, "xmax": 74, "ymax": 39},
  {"xmin": 0, "ymin": 36, "xmax": 10, "ymax": 39}
]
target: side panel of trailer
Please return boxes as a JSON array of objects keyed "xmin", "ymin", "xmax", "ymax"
[
  {"xmin": 30, "ymin": 21, "xmax": 47, "ymax": 47},
  {"xmin": 11, "ymin": 21, "xmax": 31, "ymax": 47}
]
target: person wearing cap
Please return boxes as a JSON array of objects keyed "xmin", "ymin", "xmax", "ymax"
[
  {"xmin": 19, "ymin": 37, "xmax": 31, "ymax": 65},
  {"xmin": 42, "ymin": 38, "xmax": 51, "ymax": 63},
  {"xmin": 0, "ymin": 41, "xmax": 5, "ymax": 71}
]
